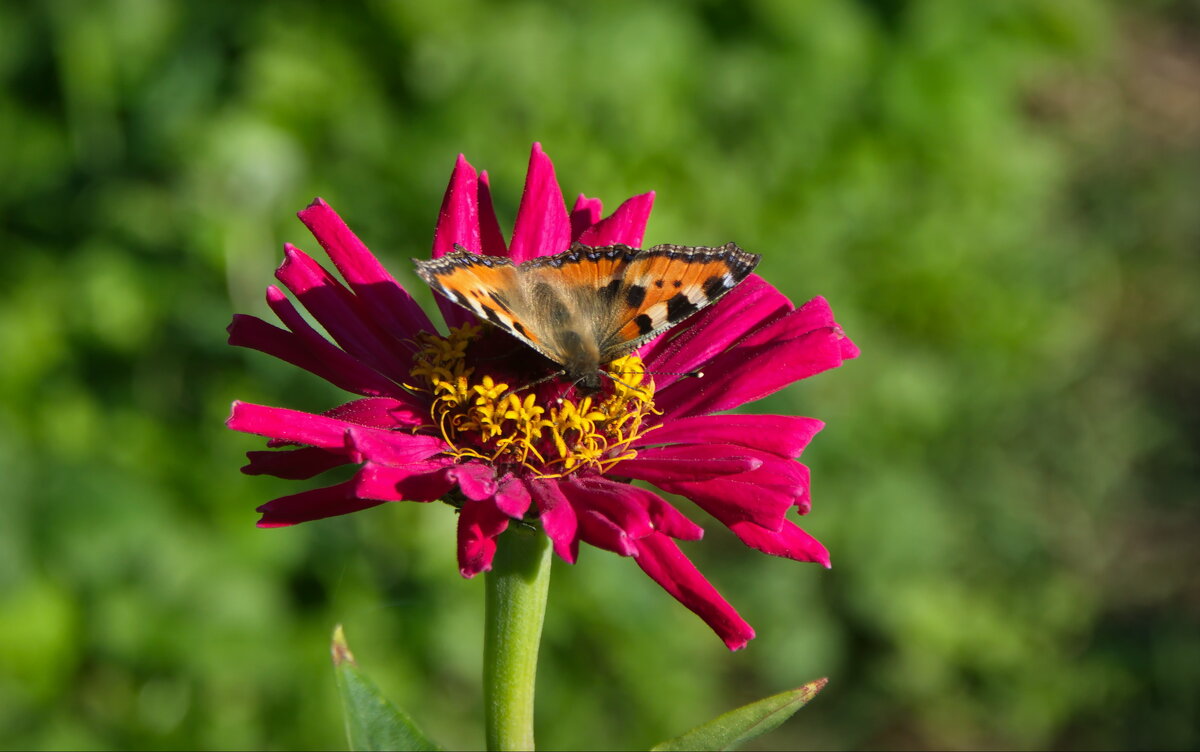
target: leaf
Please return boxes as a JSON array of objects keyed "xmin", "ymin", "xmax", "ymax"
[
  {"xmin": 650, "ymin": 678, "xmax": 828, "ymax": 751},
  {"xmin": 331, "ymin": 625, "xmax": 442, "ymax": 751}
]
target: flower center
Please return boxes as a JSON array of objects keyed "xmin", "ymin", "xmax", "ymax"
[{"xmin": 408, "ymin": 325, "xmax": 659, "ymax": 478}]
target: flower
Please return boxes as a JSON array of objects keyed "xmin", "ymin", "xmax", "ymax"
[{"xmin": 227, "ymin": 143, "xmax": 858, "ymax": 650}]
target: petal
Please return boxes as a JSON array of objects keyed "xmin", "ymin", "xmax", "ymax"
[
  {"xmin": 446, "ymin": 462, "xmax": 498, "ymax": 501},
  {"xmin": 738, "ymin": 295, "xmax": 838, "ymax": 349},
  {"xmin": 432, "ymin": 154, "xmax": 481, "ymax": 258},
  {"xmin": 633, "ymin": 414, "xmax": 825, "ymax": 459},
  {"xmin": 256, "ymin": 479, "xmax": 385, "ymax": 527},
  {"xmin": 324, "ymin": 397, "xmax": 427, "ymax": 429},
  {"xmin": 727, "ymin": 519, "xmax": 830, "ymax": 567},
  {"xmin": 658, "ymin": 449, "xmax": 813, "ymax": 530},
  {"xmin": 569, "ymin": 194, "xmax": 603, "ymax": 241},
  {"xmin": 654, "ymin": 456, "xmax": 811, "ymax": 532},
  {"xmin": 227, "ymin": 312, "xmax": 400, "ymax": 398},
  {"xmin": 507, "ymin": 143, "xmax": 570, "ymax": 263},
  {"xmin": 297, "ymin": 198, "xmax": 434, "ymax": 340},
  {"xmin": 228, "ymin": 401, "xmax": 363, "ymax": 453},
  {"xmin": 345, "ymin": 424, "xmax": 448, "ymax": 465},
  {"xmin": 656, "ymin": 324, "xmax": 851, "ymax": 418},
  {"xmin": 632, "ymin": 533, "xmax": 756, "ymax": 651},
  {"xmin": 576, "ymin": 191, "xmax": 655, "ymax": 248},
  {"xmin": 528, "ymin": 479, "xmax": 579, "ymax": 563},
  {"xmin": 562, "ymin": 478, "xmax": 654, "ymax": 541},
  {"xmin": 477, "ymin": 170, "xmax": 508, "ymax": 257},
  {"xmin": 242, "ymin": 447, "xmax": 350, "ymax": 479},
  {"xmin": 355, "ymin": 460, "xmax": 456, "ymax": 501},
  {"xmin": 457, "ymin": 500, "xmax": 512, "ymax": 577},
  {"xmin": 275, "ymin": 245, "xmax": 413, "ymax": 380},
  {"xmin": 227, "ymin": 401, "xmax": 446, "ymax": 464},
  {"xmin": 577, "ymin": 509, "xmax": 638, "ymax": 556},
  {"xmin": 613, "ymin": 444, "xmax": 762, "ymax": 485},
  {"xmin": 604, "ymin": 481, "xmax": 704, "ymax": 541},
  {"xmin": 431, "ymin": 155, "xmax": 483, "ymax": 328},
  {"xmin": 494, "ymin": 475, "xmax": 533, "ymax": 518}
]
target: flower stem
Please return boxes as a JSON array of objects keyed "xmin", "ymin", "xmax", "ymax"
[{"xmin": 484, "ymin": 525, "xmax": 552, "ymax": 751}]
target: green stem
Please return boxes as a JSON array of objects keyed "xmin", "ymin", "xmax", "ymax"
[{"xmin": 484, "ymin": 525, "xmax": 553, "ymax": 751}]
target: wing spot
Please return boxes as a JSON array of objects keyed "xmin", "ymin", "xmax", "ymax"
[
  {"xmin": 654, "ymin": 279, "xmax": 664, "ymax": 288},
  {"xmin": 702, "ymin": 275, "xmax": 727, "ymax": 301},
  {"xmin": 672, "ymin": 280, "xmax": 683, "ymax": 288},
  {"xmin": 599, "ymin": 279, "xmax": 621, "ymax": 304},
  {"xmin": 625, "ymin": 284, "xmax": 647, "ymax": 308},
  {"xmin": 666, "ymin": 292, "xmax": 699, "ymax": 323},
  {"xmin": 634, "ymin": 314, "xmax": 654, "ymax": 335}
]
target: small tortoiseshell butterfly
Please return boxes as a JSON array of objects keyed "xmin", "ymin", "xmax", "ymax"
[{"xmin": 415, "ymin": 242, "xmax": 760, "ymax": 390}]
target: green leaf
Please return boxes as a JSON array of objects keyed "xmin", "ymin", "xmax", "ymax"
[
  {"xmin": 331, "ymin": 625, "xmax": 442, "ymax": 752},
  {"xmin": 650, "ymin": 678, "xmax": 828, "ymax": 752}
]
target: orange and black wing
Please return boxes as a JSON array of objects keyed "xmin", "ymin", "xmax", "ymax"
[
  {"xmin": 414, "ymin": 251, "xmax": 551, "ymax": 357},
  {"xmin": 594, "ymin": 242, "xmax": 760, "ymax": 360}
]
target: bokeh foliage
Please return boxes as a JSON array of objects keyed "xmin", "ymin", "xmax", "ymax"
[{"xmin": 2, "ymin": 0, "xmax": 1198, "ymax": 749}]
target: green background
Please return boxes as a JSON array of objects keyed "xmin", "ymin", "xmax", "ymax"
[{"xmin": 3, "ymin": 0, "xmax": 1198, "ymax": 749}]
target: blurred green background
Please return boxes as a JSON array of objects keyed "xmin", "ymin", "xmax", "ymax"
[{"xmin": 3, "ymin": 0, "xmax": 1198, "ymax": 749}]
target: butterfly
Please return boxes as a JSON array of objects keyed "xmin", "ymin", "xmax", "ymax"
[{"xmin": 414, "ymin": 242, "xmax": 760, "ymax": 391}]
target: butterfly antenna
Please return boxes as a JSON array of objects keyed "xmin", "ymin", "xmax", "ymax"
[
  {"xmin": 510, "ymin": 369, "xmax": 567, "ymax": 395},
  {"xmin": 609, "ymin": 368, "xmax": 705, "ymax": 380}
]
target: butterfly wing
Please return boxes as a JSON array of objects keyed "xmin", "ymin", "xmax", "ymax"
[
  {"xmin": 594, "ymin": 242, "xmax": 760, "ymax": 361},
  {"xmin": 414, "ymin": 251, "xmax": 553, "ymax": 357}
]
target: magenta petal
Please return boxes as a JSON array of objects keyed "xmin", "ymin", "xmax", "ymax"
[
  {"xmin": 431, "ymin": 155, "xmax": 483, "ymax": 328},
  {"xmin": 297, "ymin": 198, "xmax": 434, "ymax": 340},
  {"xmin": 577, "ymin": 509, "xmax": 639, "ymax": 556},
  {"xmin": 324, "ymin": 397, "xmax": 427, "ymax": 429},
  {"xmin": 657, "ymin": 325, "xmax": 850, "ymax": 418},
  {"xmin": 507, "ymin": 143, "xmax": 571, "ymax": 263},
  {"xmin": 457, "ymin": 500, "xmax": 511, "ymax": 577},
  {"xmin": 569, "ymin": 194, "xmax": 603, "ymax": 241},
  {"xmin": 227, "ymin": 313, "xmax": 400, "ymax": 398},
  {"xmin": 577, "ymin": 192, "xmax": 655, "ymax": 248},
  {"xmin": 345, "ymin": 425, "xmax": 447, "ymax": 465},
  {"xmin": 634, "ymin": 414, "xmax": 824, "ymax": 459},
  {"xmin": 228, "ymin": 402, "xmax": 363, "ymax": 452},
  {"xmin": 432, "ymin": 155, "xmax": 481, "ymax": 258},
  {"xmin": 275, "ymin": 246, "xmax": 412, "ymax": 380},
  {"xmin": 607, "ymin": 482, "xmax": 704, "ymax": 541},
  {"xmin": 528, "ymin": 479, "xmax": 579, "ymax": 563},
  {"xmin": 494, "ymin": 476, "xmax": 532, "ymax": 518},
  {"xmin": 840, "ymin": 336, "xmax": 861, "ymax": 360},
  {"xmin": 735, "ymin": 295, "xmax": 838, "ymax": 349},
  {"xmin": 632, "ymin": 533, "xmax": 756, "ymax": 651},
  {"xmin": 564, "ymin": 478, "xmax": 655, "ymax": 540},
  {"xmin": 477, "ymin": 171, "xmax": 508, "ymax": 257},
  {"xmin": 263, "ymin": 285, "xmax": 411, "ymax": 393},
  {"xmin": 447, "ymin": 463, "xmax": 498, "ymax": 501},
  {"xmin": 243, "ymin": 447, "xmax": 350, "ymax": 479},
  {"xmin": 728, "ymin": 519, "xmax": 831, "ymax": 567},
  {"xmin": 656, "ymin": 469, "xmax": 798, "ymax": 532},
  {"xmin": 356, "ymin": 460, "xmax": 455, "ymax": 501},
  {"xmin": 256, "ymin": 479, "xmax": 385, "ymax": 527},
  {"xmin": 614, "ymin": 445, "xmax": 762, "ymax": 484}
]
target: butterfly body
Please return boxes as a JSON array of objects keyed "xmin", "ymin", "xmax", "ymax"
[{"xmin": 415, "ymin": 242, "xmax": 760, "ymax": 390}]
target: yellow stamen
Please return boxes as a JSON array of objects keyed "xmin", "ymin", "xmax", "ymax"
[{"xmin": 409, "ymin": 328, "xmax": 658, "ymax": 477}]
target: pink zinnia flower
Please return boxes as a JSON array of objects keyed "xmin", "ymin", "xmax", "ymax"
[{"xmin": 227, "ymin": 144, "xmax": 858, "ymax": 650}]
